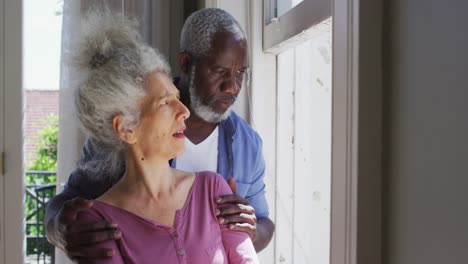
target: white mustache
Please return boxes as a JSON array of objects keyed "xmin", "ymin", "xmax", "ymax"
[{"xmin": 210, "ymin": 95, "xmax": 237, "ymax": 104}]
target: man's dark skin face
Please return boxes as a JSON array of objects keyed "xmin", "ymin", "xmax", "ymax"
[
  {"xmin": 190, "ymin": 33, "xmax": 248, "ymax": 115},
  {"xmin": 178, "ymin": 31, "xmax": 248, "ymax": 144}
]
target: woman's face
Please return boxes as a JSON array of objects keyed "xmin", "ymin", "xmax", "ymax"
[{"xmin": 133, "ymin": 71, "xmax": 190, "ymax": 160}]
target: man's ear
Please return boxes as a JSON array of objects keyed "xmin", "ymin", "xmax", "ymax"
[
  {"xmin": 112, "ymin": 114, "xmax": 137, "ymax": 144},
  {"xmin": 179, "ymin": 52, "xmax": 192, "ymax": 74}
]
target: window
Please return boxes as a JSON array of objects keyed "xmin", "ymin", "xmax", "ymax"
[
  {"xmin": 276, "ymin": 0, "xmax": 304, "ymax": 18},
  {"xmin": 259, "ymin": 0, "xmax": 383, "ymax": 262},
  {"xmin": 264, "ymin": 0, "xmax": 330, "ymax": 52},
  {"xmin": 275, "ymin": 26, "xmax": 332, "ymax": 263},
  {"xmin": 263, "ymin": 0, "xmax": 332, "ymax": 263}
]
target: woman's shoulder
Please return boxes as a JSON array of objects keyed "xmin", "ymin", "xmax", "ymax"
[
  {"xmin": 196, "ymin": 171, "xmax": 224, "ymax": 185},
  {"xmin": 76, "ymin": 200, "xmax": 108, "ymax": 223},
  {"xmin": 196, "ymin": 171, "xmax": 232, "ymax": 195},
  {"xmin": 173, "ymin": 170, "xmax": 197, "ymax": 191}
]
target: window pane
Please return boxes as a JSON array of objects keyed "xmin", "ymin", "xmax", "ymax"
[
  {"xmin": 275, "ymin": 20, "xmax": 331, "ymax": 264},
  {"xmin": 276, "ymin": 0, "xmax": 304, "ymax": 17}
]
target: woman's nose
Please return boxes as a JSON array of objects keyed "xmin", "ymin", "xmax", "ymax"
[{"xmin": 177, "ymin": 101, "xmax": 190, "ymax": 120}]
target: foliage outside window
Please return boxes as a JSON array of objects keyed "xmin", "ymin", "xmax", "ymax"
[
  {"xmin": 25, "ymin": 114, "xmax": 58, "ymax": 258},
  {"xmin": 27, "ymin": 114, "xmax": 58, "ymax": 178}
]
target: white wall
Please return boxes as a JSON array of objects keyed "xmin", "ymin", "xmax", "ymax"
[{"xmin": 384, "ymin": 0, "xmax": 468, "ymax": 263}]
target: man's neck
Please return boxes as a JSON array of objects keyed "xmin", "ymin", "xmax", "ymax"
[{"xmin": 185, "ymin": 113, "xmax": 219, "ymax": 145}]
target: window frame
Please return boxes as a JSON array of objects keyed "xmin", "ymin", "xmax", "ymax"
[
  {"xmin": 1, "ymin": 0, "xmax": 24, "ymax": 263},
  {"xmin": 263, "ymin": 0, "xmax": 331, "ymax": 52},
  {"xmin": 331, "ymin": 0, "xmax": 383, "ymax": 263},
  {"xmin": 261, "ymin": 0, "xmax": 384, "ymax": 263}
]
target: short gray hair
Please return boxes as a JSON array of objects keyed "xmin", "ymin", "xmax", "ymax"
[
  {"xmin": 74, "ymin": 9, "xmax": 170, "ymax": 180},
  {"xmin": 180, "ymin": 8, "xmax": 246, "ymax": 59}
]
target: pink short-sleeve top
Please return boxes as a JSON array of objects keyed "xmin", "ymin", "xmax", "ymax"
[{"xmin": 76, "ymin": 171, "xmax": 258, "ymax": 264}]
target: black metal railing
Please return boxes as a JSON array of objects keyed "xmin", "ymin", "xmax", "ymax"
[{"xmin": 25, "ymin": 171, "xmax": 56, "ymax": 264}]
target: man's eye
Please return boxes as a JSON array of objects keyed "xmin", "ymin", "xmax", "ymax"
[
  {"xmin": 237, "ymin": 69, "xmax": 247, "ymax": 75},
  {"xmin": 215, "ymin": 68, "xmax": 226, "ymax": 74},
  {"xmin": 161, "ymin": 100, "xmax": 169, "ymax": 105}
]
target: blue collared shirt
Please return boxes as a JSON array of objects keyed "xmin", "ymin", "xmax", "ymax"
[{"xmin": 171, "ymin": 111, "xmax": 269, "ymax": 218}]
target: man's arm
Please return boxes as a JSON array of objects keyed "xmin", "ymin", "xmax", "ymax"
[
  {"xmin": 45, "ymin": 192, "xmax": 121, "ymax": 259},
  {"xmin": 253, "ymin": 217, "xmax": 275, "ymax": 252},
  {"xmin": 45, "ymin": 139, "xmax": 121, "ymax": 259},
  {"xmin": 45, "ymin": 191, "xmax": 77, "ymax": 247},
  {"xmin": 73, "ymin": 208, "xmax": 125, "ymax": 264}
]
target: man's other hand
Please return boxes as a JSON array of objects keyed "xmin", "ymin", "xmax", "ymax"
[
  {"xmin": 216, "ymin": 178, "xmax": 257, "ymax": 241},
  {"xmin": 53, "ymin": 197, "xmax": 121, "ymax": 260}
]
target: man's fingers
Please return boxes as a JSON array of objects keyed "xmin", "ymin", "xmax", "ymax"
[
  {"xmin": 67, "ymin": 246, "xmax": 115, "ymax": 259},
  {"xmin": 229, "ymin": 222, "xmax": 256, "ymax": 230},
  {"xmin": 226, "ymin": 222, "xmax": 256, "ymax": 241},
  {"xmin": 227, "ymin": 177, "xmax": 237, "ymax": 194},
  {"xmin": 219, "ymin": 213, "xmax": 256, "ymax": 225},
  {"xmin": 217, "ymin": 203, "xmax": 255, "ymax": 217},
  {"xmin": 228, "ymin": 223, "xmax": 257, "ymax": 240},
  {"xmin": 69, "ymin": 229, "xmax": 122, "ymax": 247},
  {"xmin": 60, "ymin": 197, "xmax": 93, "ymax": 222},
  {"xmin": 216, "ymin": 194, "xmax": 248, "ymax": 205},
  {"xmin": 71, "ymin": 220, "xmax": 118, "ymax": 233}
]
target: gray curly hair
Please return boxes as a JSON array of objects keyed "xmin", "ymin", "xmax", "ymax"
[
  {"xmin": 74, "ymin": 9, "xmax": 170, "ymax": 180},
  {"xmin": 180, "ymin": 8, "xmax": 246, "ymax": 59}
]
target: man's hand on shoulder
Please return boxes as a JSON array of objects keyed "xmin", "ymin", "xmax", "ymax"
[
  {"xmin": 50, "ymin": 197, "xmax": 121, "ymax": 260},
  {"xmin": 216, "ymin": 178, "xmax": 275, "ymax": 252},
  {"xmin": 216, "ymin": 178, "xmax": 257, "ymax": 241}
]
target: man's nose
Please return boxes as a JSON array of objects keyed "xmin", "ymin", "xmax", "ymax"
[{"xmin": 221, "ymin": 73, "xmax": 241, "ymax": 94}]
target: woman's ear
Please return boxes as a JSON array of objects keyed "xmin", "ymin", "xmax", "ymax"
[
  {"xmin": 179, "ymin": 52, "xmax": 192, "ymax": 74},
  {"xmin": 112, "ymin": 114, "xmax": 137, "ymax": 144}
]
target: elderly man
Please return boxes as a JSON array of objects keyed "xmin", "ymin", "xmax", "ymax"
[{"xmin": 46, "ymin": 8, "xmax": 275, "ymax": 259}]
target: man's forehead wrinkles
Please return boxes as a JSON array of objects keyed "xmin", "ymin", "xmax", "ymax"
[{"xmin": 199, "ymin": 59, "xmax": 245, "ymax": 69}]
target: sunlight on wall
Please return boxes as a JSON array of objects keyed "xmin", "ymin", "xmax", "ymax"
[{"xmin": 275, "ymin": 20, "xmax": 331, "ymax": 264}]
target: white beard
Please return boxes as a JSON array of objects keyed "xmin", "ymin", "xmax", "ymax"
[{"xmin": 188, "ymin": 66, "xmax": 233, "ymax": 123}]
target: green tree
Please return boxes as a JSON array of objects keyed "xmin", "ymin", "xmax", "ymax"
[
  {"xmin": 25, "ymin": 113, "xmax": 58, "ymax": 245},
  {"xmin": 27, "ymin": 114, "xmax": 58, "ymax": 184}
]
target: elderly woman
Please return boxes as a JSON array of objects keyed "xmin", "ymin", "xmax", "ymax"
[{"xmin": 73, "ymin": 11, "xmax": 258, "ymax": 264}]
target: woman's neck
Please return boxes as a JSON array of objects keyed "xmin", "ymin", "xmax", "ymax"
[
  {"xmin": 117, "ymin": 150, "xmax": 177, "ymax": 199},
  {"xmin": 98, "ymin": 149, "xmax": 195, "ymax": 227}
]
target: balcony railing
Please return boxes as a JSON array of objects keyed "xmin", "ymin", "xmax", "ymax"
[{"xmin": 25, "ymin": 171, "xmax": 56, "ymax": 264}]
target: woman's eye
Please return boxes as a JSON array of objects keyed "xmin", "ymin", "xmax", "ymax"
[{"xmin": 161, "ymin": 100, "xmax": 169, "ymax": 105}]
